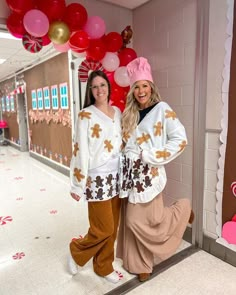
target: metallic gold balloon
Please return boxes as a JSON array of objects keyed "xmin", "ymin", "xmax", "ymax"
[{"xmin": 48, "ymin": 21, "xmax": 70, "ymax": 45}]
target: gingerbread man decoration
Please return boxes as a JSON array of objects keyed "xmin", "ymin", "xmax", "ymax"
[
  {"xmin": 133, "ymin": 158, "xmax": 142, "ymax": 169},
  {"xmin": 155, "ymin": 149, "xmax": 171, "ymax": 160},
  {"xmin": 104, "ymin": 140, "xmax": 113, "ymax": 152},
  {"xmin": 144, "ymin": 176, "xmax": 152, "ymax": 187},
  {"xmin": 86, "ymin": 176, "xmax": 93, "ymax": 188},
  {"xmin": 150, "ymin": 167, "xmax": 159, "ymax": 177},
  {"xmin": 179, "ymin": 140, "xmax": 187, "ymax": 152},
  {"xmin": 165, "ymin": 110, "xmax": 177, "ymax": 120},
  {"xmin": 73, "ymin": 142, "xmax": 79, "ymax": 157},
  {"xmin": 142, "ymin": 164, "xmax": 149, "ymax": 175},
  {"xmin": 106, "ymin": 174, "xmax": 113, "ymax": 185},
  {"xmin": 122, "ymin": 131, "xmax": 130, "ymax": 142},
  {"xmin": 95, "ymin": 188, "xmax": 105, "ymax": 200},
  {"xmin": 74, "ymin": 168, "xmax": 85, "ymax": 183},
  {"xmin": 107, "ymin": 186, "xmax": 113, "ymax": 197},
  {"xmin": 135, "ymin": 181, "xmax": 145, "ymax": 193},
  {"xmin": 154, "ymin": 122, "xmax": 163, "ymax": 136},
  {"xmin": 85, "ymin": 188, "xmax": 93, "ymax": 200},
  {"xmin": 95, "ymin": 176, "xmax": 104, "ymax": 187},
  {"xmin": 137, "ymin": 133, "xmax": 151, "ymax": 145},
  {"xmin": 91, "ymin": 123, "xmax": 102, "ymax": 138},
  {"xmin": 79, "ymin": 110, "xmax": 91, "ymax": 120}
]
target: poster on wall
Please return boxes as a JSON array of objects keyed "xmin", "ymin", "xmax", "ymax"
[
  {"xmin": 51, "ymin": 85, "xmax": 59, "ymax": 110},
  {"xmin": 59, "ymin": 82, "xmax": 69, "ymax": 109},
  {"xmin": 37, "ymin": 88, "xmax": 43, "ymax": 110},
  {"xmin": 31, "ymin": 90, "xmax": 37, "ymax": 110},
  {"xmin": 43, "ymin": 86, "xmax": 50, "ymax": 110}
]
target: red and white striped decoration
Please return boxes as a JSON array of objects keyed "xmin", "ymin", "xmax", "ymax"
[
  {"xmin": 10, "ymin": 86, "xmax": 25, "ymax": 95},
  {"xmin": 78, "ymin": 59, "xmax": 104, "ymax": 82},
  {"xmin": 22, "ymin": 34, "xmax": 43, "ymax": 53},
  {"xmin": 231, "ymin": 181, "xmax": 236, "ymax": 197}
]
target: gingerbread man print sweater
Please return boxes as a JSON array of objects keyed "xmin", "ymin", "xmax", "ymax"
[
  {"xmin": 70, "ymin": 105, "xmax": 122, "ymax": 199},
  {"xmin": 120, "ymin": 101, "xmax": 187, "ymax": 204}
]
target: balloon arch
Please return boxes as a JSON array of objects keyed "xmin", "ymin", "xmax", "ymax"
[{"xmin": 5, "ymin": 0, "xmax": 138, "ymax": 111}]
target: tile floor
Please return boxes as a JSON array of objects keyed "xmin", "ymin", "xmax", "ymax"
[{"xmin": 1, "ymin": 146, "xmax": 236, "ymax": 295}]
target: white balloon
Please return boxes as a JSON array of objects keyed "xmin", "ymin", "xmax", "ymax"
[
  {"xmin": 101, "ymin": 52, "xmax": 120, "ymax": 72},
  {"xmin": 114, "ymin": 66, "xmax": 130, "ymax": 87}
]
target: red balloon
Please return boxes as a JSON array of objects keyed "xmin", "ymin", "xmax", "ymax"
[
  {"xmin": 86, "ymin": 39, "xmax": 106, "ymax": 61},
  {"xmin": 105, "ymin": 71, "xmax": 115, "ymax": 84},
  {"xmin": 111, "ymin": 81, "xmax": 126, "ymax": 102},
  {"xmin": 63, "ymin": 3, "xmax": 88, "ymax": 32},
  {"xmin": 6, "ymin": 0, "xmax": 36, "ymax": 14},
  {"xmin": 105, "ymin": 32, "xmax": 123, "ymax": 52},
  {"xmin": 69, "ymin": 31, "xmax": 90, "ymax": 51},
  {"xmin": 6, "ymin": 12, "xmax": 26, "ymax": 38},
  {"xmin": 37, "ymin": 0, "xmax": 66, "ymax": 22},
  {"xmin": 41, "ymin": 34, "xmax": 51, "ymax": 46},
  {"xmin": 110, "ymin": 99, "xmax": 126, "ymax": 112},
  {"xmin": 118, "ymin": 48, "xmax": 137, "ymax": 66}
]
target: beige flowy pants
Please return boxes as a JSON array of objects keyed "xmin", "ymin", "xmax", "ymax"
[{"xmin": 116, "ymin": 194, "xmax": 191, "ymax": 274}]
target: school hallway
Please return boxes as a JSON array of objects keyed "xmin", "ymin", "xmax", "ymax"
[{"xmin": 1, "ymin": 145, "xmax": 236, "ymax": 295}]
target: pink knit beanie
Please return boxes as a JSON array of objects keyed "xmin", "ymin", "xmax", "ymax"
[{"xmin": 126, "ymin": 57, "xmax": 153, "ymax": 86}]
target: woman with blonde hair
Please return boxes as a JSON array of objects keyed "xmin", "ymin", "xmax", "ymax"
[{"xmin": 117, "ymin": 57, "xmax": 193, "ymax": 282}]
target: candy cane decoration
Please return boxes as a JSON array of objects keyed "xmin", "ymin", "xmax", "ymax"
[
  {"xmin": 231, "ymin": 181, "xmax": 236, "ymax": 197},
  {"xmin": 78, "ymin": 59, "xmax": 104, "ymax": 82}
]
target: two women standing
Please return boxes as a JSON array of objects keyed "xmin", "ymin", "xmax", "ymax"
[{"xmin": 68, "ymin": 57, "xmax": 192, "ymax": 284}]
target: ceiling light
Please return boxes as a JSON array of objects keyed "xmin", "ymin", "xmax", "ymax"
[
  {"xmin": 0, "ymin": 32, "xmax": 18, "ymax": 40},
  {"xmin": 0, "ymin": 59, "xmax": 6, "ymax": 64}
]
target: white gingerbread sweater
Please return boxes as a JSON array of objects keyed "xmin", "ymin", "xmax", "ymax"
[
  {"xmin": 120, "ymin": 101, "xmax": 187, "ymax": 204},
  {"xmin": 70, "ymin": 105, "xmax": 122, "ymax": 199}
]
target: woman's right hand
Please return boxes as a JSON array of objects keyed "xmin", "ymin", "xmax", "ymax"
[{"xmin": 70, "ymin": 192, "xmax": 81, "ymax": 202}]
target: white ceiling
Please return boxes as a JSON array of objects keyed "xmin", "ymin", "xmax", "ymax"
[{"xmin": 0, "ymin": 0, "xmax": 150, "ymax": 83}]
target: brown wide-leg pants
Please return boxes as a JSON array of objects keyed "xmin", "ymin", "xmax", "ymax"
[
  {"xmin": 116, "ymin": 194, "xmax": 191, "ymax": 274},
  {"xmin": 70, "ymin": 195, "xmax": 121, "ymax": 276}
]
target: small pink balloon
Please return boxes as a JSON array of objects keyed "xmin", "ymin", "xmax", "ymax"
[
  {"xmin": 102, "ymin": 52, "xmax": 120, "ymax": 72},
  {"xmin": 83, "ymin": 16, "xmax": 106, "ymax": 39},
  {"xmin": 53, "ymin": 41, "xmax": 70, "ymax": 52},
  {"xmin": 23, "ymin": 9, "xmax": 49, "ymax": 37}
]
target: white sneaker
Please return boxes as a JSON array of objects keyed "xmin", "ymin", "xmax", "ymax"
[
  {"xmin": 68, "ymin": 253, "xmax": 79, "ymax": 275},
  {"xmin": 104, "ymin": 270, "xmax": 123, "ymax": 284}
]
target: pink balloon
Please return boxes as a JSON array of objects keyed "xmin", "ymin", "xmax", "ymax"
[
  {"xmin": 114, "ymin": 66, "xmax": 130, "ymax": 87},
  {"xmin": 53, "ymin": 41, "xmax": 70, "ymax": 52},
  {"xmin": 23, "ymin": 9, "xmax": 49, "ymax": 37},
  {"xmin": 83, "ymin": 16, "xmax": 106, "ymax": 39},
  {"xmin": 102, "ymin": 52, "xmax": 120, "ymax": 72}
]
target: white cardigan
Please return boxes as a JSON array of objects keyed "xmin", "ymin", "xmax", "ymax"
[
  {"xmin": 70, "ymin": 105, "xmax": 122, "ymax": 198},
  {"xmin": 120, "ymin": 101, "xmax": 187, "ymax": 204}
]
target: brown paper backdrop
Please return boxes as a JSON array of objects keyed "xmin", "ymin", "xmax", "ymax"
[
  {"xmin": 24, "ymin": 53, "xmax": 72, "ymax": 167},
  {"xmin": 222, "ymin": 2, "xmax": 236, "ymax": 224}
]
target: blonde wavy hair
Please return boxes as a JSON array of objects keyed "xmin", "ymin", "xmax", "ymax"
[{"xmin": 122, "ymin": 81, "xmax": 161, "ymax": 140}]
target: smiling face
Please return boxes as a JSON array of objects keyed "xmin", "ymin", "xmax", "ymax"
[
  {"xmin": 133, "ymin": 80, "xmax": 152, "ymax": 109},
  {"xmin": 90, "ymin": 76, "xmax": 109, "ymax": 106}
]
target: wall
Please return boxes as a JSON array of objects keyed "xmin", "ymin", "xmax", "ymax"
[
  {"xmin": 133, "ymin": 0, "xmax": 229, "ymax": 240},
  {"xmin": 133, "ymin": 0, "xmax": 196, "ymax": 207},
  {"xmin": 204, "ymin": 0, "xmax": 229, "ymax": 239}
]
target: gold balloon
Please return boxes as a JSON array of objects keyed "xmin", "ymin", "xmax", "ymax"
[{"xmin": 48, "ymin": 21, "xmax": 70, "ymax": 45}]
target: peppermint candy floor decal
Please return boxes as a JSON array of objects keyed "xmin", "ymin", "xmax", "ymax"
[
  {"xmin": 0, "ymin": 216, "xmax": 13, "ymax": 225},
  {"xmin": 12, "ymin": 252, "xmax": 25, "ymax": 260}
]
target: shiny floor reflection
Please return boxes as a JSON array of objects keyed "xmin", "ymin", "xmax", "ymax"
[{"xmin": 4, "ymin": 146, "xmax": 230, "ymax": 295}]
